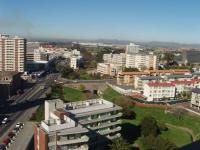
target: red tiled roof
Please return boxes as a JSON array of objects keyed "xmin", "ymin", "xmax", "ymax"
[
  {"xmin": 119, "ymin": 69, "xmax": 191, "ymax": 76},
  {"xmin": 171, "ymin": 79, "xmax": 200, "ymax": 85},
  {"xmin": 147, "ymin": 82, "xmax": 175, "ymax": 87}
]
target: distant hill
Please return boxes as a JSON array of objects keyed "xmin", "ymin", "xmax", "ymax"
[{"xmin": 28, "ymin": 37, "xmax": 200, "ymax": 49}]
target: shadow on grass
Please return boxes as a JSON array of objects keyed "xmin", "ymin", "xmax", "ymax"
[{"xmin": 121, "ymin": 122, "xmax": 141, "ymax": 144}]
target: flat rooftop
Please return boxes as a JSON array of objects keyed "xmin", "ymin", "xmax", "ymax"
[{"xmin": 65, "ymin": 98, "xmax": 121, "ymax": 115}]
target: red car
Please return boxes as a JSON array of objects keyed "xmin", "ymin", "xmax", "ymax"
[{"xmin": 3, "ymin": 138, "xmax": 10, "ymax": 145}]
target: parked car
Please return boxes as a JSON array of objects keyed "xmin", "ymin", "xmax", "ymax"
[
  {"xmin": 0, "ymin": 144, "xmax": 6, "ymax": 150},
  {"xmin": 2, "ymin": 138, "xmax": 11, "ymax": 147},
  {"xmin": 16, "ymin": 122, "xmax": 24, "ymax": 129},
  {"xmin": 8, "ymin": 132, "xmax": 15, "ymax": 139}
]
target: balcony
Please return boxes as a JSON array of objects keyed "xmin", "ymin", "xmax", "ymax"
[
  {"xmin": 90, "ymin": 120, "xmax": 121, "ymax": 130},
  {"xmin": 48, "ymin": 136, "xmax": 89, "ymax": 147},
  {"xmin": 98, "ymin": 126, "xmax": 121, "ymax": 135},
  {"xmin": 107, "ymin": 133, "xmax": 121, "ymax": 140},
  {"xmin": 79, "ymin": 113, "xmax": 122, "ymax": 125}
]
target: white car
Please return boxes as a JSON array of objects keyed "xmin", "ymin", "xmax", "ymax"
[
  {"xmin": 16, "ymin": 122, "xmax": 24, "ymax": 129},
  {"xmin": 2, "ymin": 118, "xmax": 8, "ymax": 124}
]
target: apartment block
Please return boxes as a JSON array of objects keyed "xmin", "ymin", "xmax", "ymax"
[
  {"xmin": 0, "ymin": 34, "xmax": 26, "ymax": 72},
  {"xmin": 134, "ymin": 76, "xmax": 163, "ymax": 90},
  {"xmin": 125, "ymin": 53, "xmax": 158, "ymax": 70},
  {"xmin": 27, "ymin": 42, "xmax": 41, "ymax": 62},
  {"xmin": 103, "ymin": 53, "xmax": 126, "ymax": 66},
  {"xmin": 97, "ymin": 63, "xmax": 122, "ymax": 76},
  {"xmin": 70, "ymin": 56, "xmax": 83, "ymax": 70},
  {"xmin": 171, "ymin": 79, "xmax": 200, "ymax": 94},
  {"xmin": 191, "ymin": 88, "xmax": 200, "ymax": 109},
  {"xmin": 126, "ymin": 43, "xmax": 140, "ymax": 54},
  {"xmin": 117, "ymin": 69, "xmax": 191, "ymax": 86},
  {"xmin": 34, "ymin": 98, "xmax": 122, "ymax": 150},
  {"xmin": 143, "ymin": 82, "xmax": 176, "ymax": 101}
]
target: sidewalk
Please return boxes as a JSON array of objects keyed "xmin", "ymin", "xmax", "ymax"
[{"xmin": 9, "ymin": 122, "xmax": 36, "ymax": 150}]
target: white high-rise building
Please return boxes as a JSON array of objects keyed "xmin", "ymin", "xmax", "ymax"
[
  {"xmin": 125, "ymin": 53, "xmax": 158, "ymax": 70},
  {"xmin": 103, "ymin": 53, "xmax": 126, "ymax": 66},
  {"xmin": 0, "ymin": 34, "xmax": 26, "ymax": 72},
  {"xmin": 126, "ymin": 43, "xmax": 140, "ymax": 54}
]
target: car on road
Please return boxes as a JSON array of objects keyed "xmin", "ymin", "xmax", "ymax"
[{"xmin": 1, "ymin": 118, "xmax": 8, "ymax": 124}]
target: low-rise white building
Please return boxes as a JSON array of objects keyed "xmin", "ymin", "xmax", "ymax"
[
  {"xmin": 97, "ymin": 63, "xmax": 122, "ymax": 76},
  {"xmin": 191, "ymin": 88, "xmax": 200, "ymax": 109},
  {"xmin": 143, "ymin": 82, "xmax": 176, "ymax": 101},
  {"xmin": 134, "ymin": 76, "xmax": 163, "ymax": 90},
  {"xmin": 171, "ymin": 79, "xmax": 200, "ymax": 94}
]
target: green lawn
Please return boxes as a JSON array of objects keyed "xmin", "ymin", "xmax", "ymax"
[
  {"xmin": 160, "ymin": 126, "xmax": 192, "ymax": 147},
  {"xmin": 62, "ymin": 87, "xmax": 86, "ymax": 102},
  {"xmin": 102, "ymin": 86, "xmax": 121, "ymax": 101},
  {"xmin": 102, "ymin": 87, "xmax": 200, "ymax": 147}
]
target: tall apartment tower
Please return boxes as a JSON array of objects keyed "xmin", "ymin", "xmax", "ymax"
[
  {"xmin": 0, "ymin": 34, "xmax": 26, "ymax": 72},
  {"xmin": 126, "ymin": 43, "xmax": 140, "ymax": 54}
]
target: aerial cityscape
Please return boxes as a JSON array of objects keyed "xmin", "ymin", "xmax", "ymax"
[{"xmin": 1, "ymin": 1, "xmax": 200, "ymax": 150}]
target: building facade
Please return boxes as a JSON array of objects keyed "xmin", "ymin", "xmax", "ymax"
[
  {"xmin": 34, "ymin": 99, "xmax": 122, "ymax": 150},
  {"xmin": 126, "ymin": 43, "xmax": 140, "ymax": 54},
  {"xmin": 0, "ymin": 34, "xmax": 26, "ymax": 72},
  {"xmin": 143, "ymin": 82, "xmax": 176, "ymax": 101},
  {"xmin": 125, "ymin": 53, "xmax": 158, "ymax": 70},
  {"xmin": 103, "ymin": 53, "xmax": 126, "ymax": 66},
  {"xmin": 0, "ymin": 72, "xmax": 23, "ymax": 100},
  {"xmin": 97, "ymin": 63, "xmax": 123, "ymax": 76},
  {"xmin": 191, "ymin": 88, "xmax": 200, "ymax": 109}
]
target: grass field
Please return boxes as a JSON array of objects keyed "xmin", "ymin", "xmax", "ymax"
[
  {"xmin": 160, "ymin": 126, "xmax": 192, "ymax": 147},
  {"xmin": 62, "ymin": 87, "xmax": 86, "ymax": 102},
  {"xmin": 102, "ymin": 86, "xmax": 199, "ymax": 147},
  {"xmin": 102, "ymin": 86, "xmax": 121, "ymax": 101}
]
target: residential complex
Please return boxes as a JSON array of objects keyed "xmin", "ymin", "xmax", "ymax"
[
  {"xmin": 0, "ymin": 34, "xmax": 26, "ymax": 72},
  {"xmin": 134, "ymin": 76, "xmax": 162, "ymax": 90},
  {"xmin": 27, "ymin": 42, "xmax": 41, "ymax": 62},
  {"xmin": 97, "ymin": 63, "xmax": 123, "ymax": 76},
  {"xmin": 103, "ymin": 53, "xmax": 126, "ymax": 65},
  {"xmin": 143, "ymin": 82, "xmax": 176, "ymax": 101},
  {"xmin": 97, "ymin": 43, "xmax": 158, "ymax": 75},
  {"xmin": 126, "ymin": 43, "xmax": 140, "ymax": 54},
  {"xmin": 125, "ymin": 53, "xmax": 158, "ymax": 70},
  {"xmin": 34, "ymin": 98, "xmax": 122, "ymax": 150},
  {"xmin": 191, "ymin": 88, "xmax": 200, "ymax": 109},
  {"xmin": 117, "ymin": 69, "xmax": 191, "ymax": 86}
]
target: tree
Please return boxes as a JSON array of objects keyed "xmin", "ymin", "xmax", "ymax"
[
  {"xmin": 113, "ymin": 96, "xmax": 135, "ymax": 119},
  {"xmin": 142, "ymin": 135, "xmax": 177, "ymax": 150},
  {"xmin": 109, "ymin": 137, "xmax": 131, "ymax": 150},
  {"xmin": 123, "ymin": 67, "xmax": 139, "ymax": 72},
  {"xmin": 162, "ymin": 53, "xmax": 175, "ymax": 64},
  {"xmin": 141, "ymin": 116, "xmax": 159, "ymax": 137},
  {"xmin": 79, "ymin": 84, "xmax": 85, "ymax": 92}
]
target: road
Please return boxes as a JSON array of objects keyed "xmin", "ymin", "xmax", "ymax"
[{"xmin": 0, "ymin": 73, "xmax": 59, "ymax": 141}]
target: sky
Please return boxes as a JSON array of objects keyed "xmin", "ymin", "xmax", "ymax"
[{"xmin": 1, "ymin": 0, "xmax": 200, "ymax": 43}]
